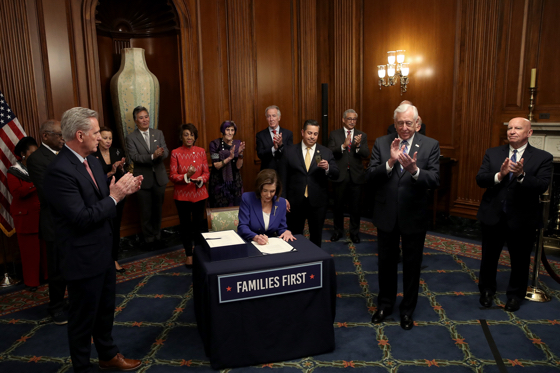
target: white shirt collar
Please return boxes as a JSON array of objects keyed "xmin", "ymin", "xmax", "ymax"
[
  {"xmin": 41, "ymin": 142, "xmax": 58, "ymax": 155},
  {"xmin": 65, "ymin": 144, "xmax": 85, "ymax": 163}
]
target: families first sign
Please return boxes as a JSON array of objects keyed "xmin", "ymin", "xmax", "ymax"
[{"xmin": 217, "ymin": 262, "xmax": 323, "ymax": 303}]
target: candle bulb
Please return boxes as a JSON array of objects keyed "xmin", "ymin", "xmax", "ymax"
[{"xmin": 530, "ymin": 68, "xmax": 536, "ymax": 88}]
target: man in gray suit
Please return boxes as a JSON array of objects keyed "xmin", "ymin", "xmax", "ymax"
[
  {"xmin": 27, "ymin": 119, "xmax": 68, "ymax": 325},
  {"xmin": 126, "ymin": 106, "xmax": 169, "ymax": 244},
  {"xmin": 328, "ymin": 109, "xmax": 369, "ymax": 243},
  {"xmin": 367, "ymin": 103, "xmax": 440, "ymax": 330}
]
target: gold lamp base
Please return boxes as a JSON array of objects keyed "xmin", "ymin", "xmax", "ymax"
[
  {"xmin": 0, "ymin": 272, "xmax": 20, "ymax": 287},
  {"xmin": 525, "ymin": 286, "xmax": 551, "ymax": 302}
]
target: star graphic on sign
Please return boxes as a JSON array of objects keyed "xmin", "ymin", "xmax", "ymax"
[
  {"xmin": 226, "ymin": 286, "xmax": 232, "ymax": 291},
  {"xmin": 310, "ymin": 274, "xmax": 315, "ymax": 279}
]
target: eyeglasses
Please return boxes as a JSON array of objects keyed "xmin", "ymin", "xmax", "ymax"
[
  {"xmin": 345, "ymin": 117, "xmax": 357, "ymax": 121},
  {"xmin": 45, "ymin": 131, "xmax": 63, "ymax": 138}
]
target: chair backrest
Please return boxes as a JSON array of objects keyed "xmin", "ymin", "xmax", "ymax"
[{"xmin": 206, "ymin": 206, "xmax": 240, "ymax": 232}]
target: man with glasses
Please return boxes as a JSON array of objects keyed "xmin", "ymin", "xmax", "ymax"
[
  {"xmin": 367, "ymin": 103, "xmax": 440, "ymax": 330},
  {"xmin": 27, "ymin": 120, "xmax": 68, "ymax": 325},
  {"xmin": 327, "ymin": 109, "xmax": 369, "ymax": 243}
]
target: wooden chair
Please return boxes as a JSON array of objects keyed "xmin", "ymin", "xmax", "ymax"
[{"xmin": 206, "ymin": 206, "xmax": 240, "ymax": 232}]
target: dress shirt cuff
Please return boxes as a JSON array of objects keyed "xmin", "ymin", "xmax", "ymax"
[
  {"xmin": 341, "ymin": 144, "xmax": 346, "ymax": 152},
  {"xmin": 151, "ymin": 154, "xmax": 154, "ymax": 160},
  {"xmin": 412, "ymin": 168, "xmax": 420, "ymax": 180},
  {"xmin": 494, "ymin": 172, "xmax": 501, "ymax": 184},
  {"xmin": 271, "ymin": 146, "xmax": 276, "ymax": 155},
  {"xmin": 325, "ymin": 164, "xmax": 329, "ymax": 174},
  {"xmin": 386, "ymin": 161, "xmax": 394, "ymax": 174},
  {"xmin": 109, "ymin": 196, "xmax": 118, "ymax": 205}
]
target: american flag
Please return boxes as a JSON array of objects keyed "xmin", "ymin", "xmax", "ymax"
[{"xmin": 0, "ymin": 90, "xmax": 27, "ymax": 237}]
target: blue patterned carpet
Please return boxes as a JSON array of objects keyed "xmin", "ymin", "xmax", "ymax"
[{"xmin": 1, "ymin": 218, "xmax": 559, "ymax": 372}]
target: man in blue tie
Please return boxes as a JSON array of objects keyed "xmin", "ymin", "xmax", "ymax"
[
  {"xmin": 367, "ymin": 103, "xmax": 440, "ymax": 330},
  {"xmin": 476, "ymin": 117, "xmax": 552, "ymax": 312}
]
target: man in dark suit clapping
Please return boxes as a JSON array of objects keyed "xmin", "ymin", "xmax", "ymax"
[
  {"xmin": 283, "ymin": 120, "xmax": 339, "ymax": 247},
  {"xmin": 328, "ymin": 109, "xmax": 369, "ymax": 243},
  {"xmin": 27, "ymin": 119, "xmax": 67, "ymax": 325},
  {"xmin": 476, "ymin": 117, "xmax": 552, "ymax": 312},
  {"xmin": 256, "ymin": 105, "xmax": 293, "ymax": 172},
  {"xmin": 44, "ymin": 107, "xmax": 143, "ymax": 373},
  {"xmin": 367, "ymin": 103, "xmax": 440, "ymax": 330}
]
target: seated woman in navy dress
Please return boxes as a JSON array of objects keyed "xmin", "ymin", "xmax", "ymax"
[{"xmin": 238, "ymin": 169, "xmax": 296, "ymax": 244}]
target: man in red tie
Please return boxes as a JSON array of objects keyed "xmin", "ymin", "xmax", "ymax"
[
  {"xmin": 327, "ymin": 109, "xmax": 369, "ymax": 243},
  {"xmin": 44, "ymin": 107, "xmax": 144, "ymax": 373}
]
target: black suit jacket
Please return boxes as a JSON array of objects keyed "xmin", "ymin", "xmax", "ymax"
[
  {"xmin": 388, "ymin": 122, "xmax": 426, "ymax": 136},
  {"xmin": 27, "ymin": 145, "xmax": 57, "ymax": 241},
  {"xmin": 476, "ymin": 143, "xmax": 552, "ymax": 229},
  {"xmin": 93, "ymin": 147, "xmax": 126, "ymax": 181},
  {"xmin": 282, "ymin": 143, "xmax": 339, "ymax": 207},
  {"xmin": 44, "ymin": 146, "xmax": 116, "ymax": 281},
  {"xmin": 256, "ymin": 127, "xmax": 293, "ymax": 171},
  {"xmin": 327, "ymin": 128, "xmax": 370, "ymax": 184},
  {"xmin": 126, "ymin": 128, "xmax": 169, "ymax": 189},
  {"xmin": 367, "ymin": 133, "xmax": 440, "ymax": 234}
]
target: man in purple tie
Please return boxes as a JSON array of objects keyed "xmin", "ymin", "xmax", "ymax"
[
  {"xmin": 327, "ymin": 109, "xmax": 369, "ymax": 243},
  {"xmin": 367, "ymin": 103, "xmax": 440, "ymax": 330},
  {"xmin": 476, "ymin": 117, "xmax": 552, "ymax": 312},
  {"xmin": 44, "ymin": 107, "xmax": 144, "ymax": 373}
]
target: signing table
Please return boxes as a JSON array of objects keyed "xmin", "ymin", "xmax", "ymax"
[{"xmin": 193, "ymin": 235, "xmax": 336, "ymax": 369}]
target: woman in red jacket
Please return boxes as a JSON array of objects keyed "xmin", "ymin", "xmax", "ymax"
[
  {"xmin": 170, "ymin": 123, "xmax": 210, "ymax": 266},
  {"xmin": 7, "ymin": 137, "xmax": 47, "ymax": 290}
]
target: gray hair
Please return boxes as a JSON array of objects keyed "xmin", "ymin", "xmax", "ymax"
[
  {"xmin": 133, "ymin": 106, "xmax": 149, "ymax": 121},
  {"xmin": 343, "ymin": 109, "xmax": 358, "ymax": 119},
  {"xmin": 265, "ymin": 105, "xmax": 281, "ymax": 118},
  {"xmin": 61, "ymin": 107, "xmax": 98, "ymax": 141},
  {"xmin": 39, "ymin": 119, "xmax": 59, "ymax": 135},
  {"xmin": 393, "ymin": 103, "xmax": 418, "ymax": 121}
]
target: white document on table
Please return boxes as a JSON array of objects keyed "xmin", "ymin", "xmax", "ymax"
[
  {"xmin": 202, "ymin": 230, "xmax": 246, "ymax": 248},
  {"xmin": 252, "ymin": 237, "xmax": 295, "ymax": 254}
]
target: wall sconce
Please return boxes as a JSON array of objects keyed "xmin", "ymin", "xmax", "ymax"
[{"xmin": 378, "ymin": 50, "xmax": 409, "ymax": 95}]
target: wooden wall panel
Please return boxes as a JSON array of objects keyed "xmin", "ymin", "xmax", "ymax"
[
  {"xmin": 534, "ymin": 0, "xmax": 560, "ymax": 109},
  {"xmin": 254, "ymin": 0, "xmax": 298, "ymax": 137},
  {"xmin": 198, "ymin": 0, "xmax": 230, "ymax": 149},
  {"xmin": 227, "ymin": 0, "xmax": 257, "ymax": 192},
  {"xmin": 40, "ymin": 0, "xmax": 76, "ymax": 119},
  {"xmin": 362, "ymin": 0, "xmax": 457, "ymax": 156},
  {"xmin": 299, "ymin": 0, "xmax": 319, "ymax": 123},
  {"xmin": 332, "ymin": 0, "xmax": 361, "ymax": 134},
  {"xmin": 500, "ymin": 0, "xmax": 529, "ymax": 110},
  {"xmin": 0, "ymin": 0, "xmax": 41, "ymax": 139},
  {"xmin": 451, "ymin": 0, "xmax": 502, "ymax": 217}
]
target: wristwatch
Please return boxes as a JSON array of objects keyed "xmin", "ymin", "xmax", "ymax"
[{"xmin": 517, "ymin": 172, "xmax": 525, "ymax": 181}]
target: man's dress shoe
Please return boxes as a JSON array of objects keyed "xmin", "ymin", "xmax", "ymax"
[
  {"xmin": 479, "ymin": 291, "xmax": 493, "ymax": 308},
  {"xmin": 350, "ymin": 234, "xmax": 360, "ymax": 244},
  {"xmin": 504, "ymin": 298, "xmax": 520, "ymax": 312},
  {"xmin": 99, "ymin": 353, "xmax": 141, "ymax": 371},
  {"xmin": 330, "ymin": 232, "xmax": 341, "ymax": 242},
  {"xmin": 400, "ymin": 315, "xmax": 414, "ymax": 330},
  {"xmin": 371, "ymin": 309, "xmax": 392, "ymax": 324}
]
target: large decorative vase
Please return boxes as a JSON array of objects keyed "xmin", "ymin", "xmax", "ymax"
[{"xmin": 110, "ymin": 48, "xmax": 160, "ymax": 147}]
